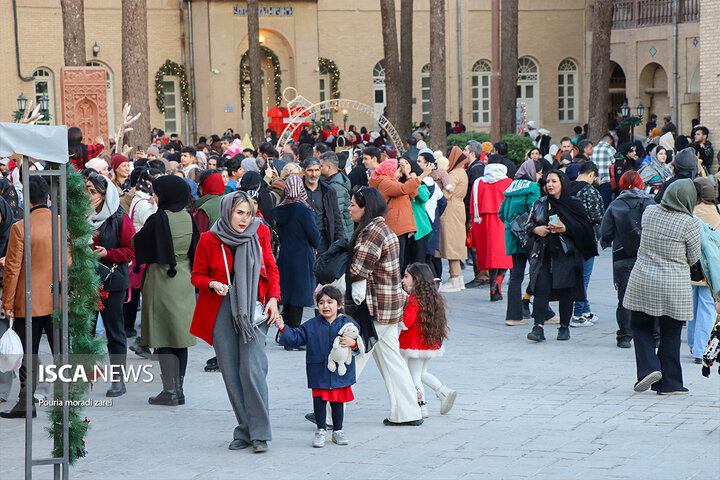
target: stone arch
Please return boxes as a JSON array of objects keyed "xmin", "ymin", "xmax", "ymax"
[
  {"xmin": 609, "ymin": 61, "xmax": 627, "ymax": 119},
  {"xmin": 688, "ymin": 63, "xmax": 700, "ymax": 93},
  {"xmin": 638, "ymin": 62, "xmax": 670, "ymax": 121}
]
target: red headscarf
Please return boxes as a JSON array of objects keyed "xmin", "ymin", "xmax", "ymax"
[
  {"xmin": 373, "ymin": 158, "xmax": 398, "ymax": 179},
  {"xmin": 619, "ymin": 170, "xmax": 644, "ymax": 191},
  {"xmin": 201, "ymin": 173, "xmax": 225, "ymax": 196}
]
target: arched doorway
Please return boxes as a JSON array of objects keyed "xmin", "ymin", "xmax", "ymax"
[
  {"xmin": 517, "ymin": 57, "xmax": 539, "ymax": 126},
  {"xmin": 609, "ymin": 61, "xmax": 627, "ymax": 120},
  {"xmin": 639, "ymin": 63, "xmax": 669, "ymax": 123},
  {"xmin": 372, "ymin": 60, "xmax": 386, "ymax": 117}
]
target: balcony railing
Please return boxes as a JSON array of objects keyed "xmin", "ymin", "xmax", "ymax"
[{"xmin": 611, "ymin": 0, "xmax": 699, "ymax": 29}]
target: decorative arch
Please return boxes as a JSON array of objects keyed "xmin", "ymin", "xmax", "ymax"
[
  {"xmin": 638, "ymin": 62, "xmax": 669, "ymax": 121},
  {"xmin": 318, "ymin": 57, "xmax": 340, "ymax": 99},
  {"xmin": 239, "ymin": 46, "xmax": 281, "ymax": 111},
  {"xmin": 154, "ymin": 60, "xmax": 191, "ymax": 113},
  {"xmin": 278, "ymin": 88, "xmax": 405, "ymax": 154}
]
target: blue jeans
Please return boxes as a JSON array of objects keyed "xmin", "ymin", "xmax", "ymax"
[
  {"xmin": 573, "ymin": 256, "xmax": 595, "ymax": 317},
  {"xmin": 687, "ymin": 285, "xmax": 716, "ymax": 359}
]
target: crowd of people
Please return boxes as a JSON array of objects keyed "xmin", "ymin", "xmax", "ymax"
[{"xmin": 0, "ymin": 117, "xmax": 718, "ymax": 453}]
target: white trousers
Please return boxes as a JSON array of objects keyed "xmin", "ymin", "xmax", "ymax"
[{"xmin": 405, "ymin": 357, "xmax": 443, "ymax": 403}]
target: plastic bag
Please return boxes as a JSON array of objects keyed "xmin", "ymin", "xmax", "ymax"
[{"xmin": 0, "ymin": 320, "xmax": 24, "ymax": 373}]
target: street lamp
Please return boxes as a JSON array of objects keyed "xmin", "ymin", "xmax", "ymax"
[
  {"xmin": 17, "ymin": 93, "xmax": 27, "ymax": 112},
  {"xmin": 92, "ymin": 42, "xmax": 100, "ymax": 57},
  {"xmin": 39, "ymin": 93, "xmax": 49, "ymax": 112},
  {"xmin": 342, "ymin": 108, "xmax": 348, "ymax": 131},
  {"xmin": 620, "ymin": 101, "xmax": 645, "ymax": 141}
]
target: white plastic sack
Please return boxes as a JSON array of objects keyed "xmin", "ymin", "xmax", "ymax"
[
  {"xmin": 351, "ymin": 279, "xmax": 367, "ymax": 306},
  {"xmin": 0, "ymin": 320, "xmax": 23, "ymax": 373}
]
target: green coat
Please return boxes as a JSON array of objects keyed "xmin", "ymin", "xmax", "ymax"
[
  {"xmin": 327, "ymin": 172, "xmax": 354, "ymax": 240},
  {"xmin": 140, "ymin": 210, "xmax": 197, "ymax": 348},
  {"xmin": 498, "ymin": 179, "xmax": 540, "ymax": 255},
  {"xmin": 194, "ymin": 194, "xmax": 222, "ymax": 228},
  {"xmin": 411, "ymin": 183, "xmax": 432, "ymax": 240}
]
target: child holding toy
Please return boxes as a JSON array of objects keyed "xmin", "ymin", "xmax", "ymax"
[
  {"xmin": 275, "ymin": 285, "xmax": 361, "ymax": 448},
  {"xmin": 400, "ymin": 263, "xmax": 457, "ymax": 417}
]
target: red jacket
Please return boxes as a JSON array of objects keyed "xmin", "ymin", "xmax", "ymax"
[
  {"xmin": 399, "ymin": 295, "xmax": 440, "ymax": 351},
  {"xmin": 189, "ymin": 225, "xmax": 281, "ymax": 345}
]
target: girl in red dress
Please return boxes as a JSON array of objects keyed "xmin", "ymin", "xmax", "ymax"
[
  {"xmin": 400, "ymin": 263, "xmax": 457, "ymax": 418},
  {"xmin": 275, "ymin": 286, "xmax": 360, "ymax": 448}
]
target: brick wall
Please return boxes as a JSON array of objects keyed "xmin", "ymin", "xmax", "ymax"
[{"xmin": 700, "ymin": 0, "xmax": 719, "ymax": 173}]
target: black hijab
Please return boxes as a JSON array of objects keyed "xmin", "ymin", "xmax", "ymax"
[
  {"xmin": 134, "ymin": 175, "xmax": 199, "ymax": 277},
  {"xmin": 546, "ymin": 170, "xmax": 598, "ymax": 261},
  {"xmin": 0, "ymin": 196, "xmax": 15, "ymax": 257}
]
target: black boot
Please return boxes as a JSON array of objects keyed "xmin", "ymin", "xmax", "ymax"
[
  {"xmin": 527, "ymin": 325, "xmax": 545, "ymax": 342},
  {"xmin": 106, "ymin": 379, "xmax": 126, "ymax": 398},
  {"xmin": 149, "ymin": 352, "xmax": 180, "ymax": 406},
  {"xmin": 177, "ymin": 376, "xmax": 185, "ymax": 405},
  {"xmin": 522, "ymin": 299, "xmax": 532, "ymax": 319}
]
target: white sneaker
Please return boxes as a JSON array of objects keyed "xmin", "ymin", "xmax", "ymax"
[
  {"xmin": 312, "ymin": 429, "xmax": 327, "ymax": 448},
  {"xmin": 331, "ymin": 430, "xmax": 349, "ymax": 445},
  {"xmin": 439, "ymin": 276, "xmax": 462, "ymax": 293},
  {"xmin": 420, "ymin": 403, "xmax": 429, "ymax": 418},
  {"xmin": 582, "ymin": 313, "xmax": 599, "ymax": 324},
  {"xmin": 569, "ymin": 316, "xmax": 593, "ymax": 327}
]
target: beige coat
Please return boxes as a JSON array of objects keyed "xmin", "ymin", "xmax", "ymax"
[{"xmin": 439, "ymin": 168, "xmax": 468, "ymax": 260}]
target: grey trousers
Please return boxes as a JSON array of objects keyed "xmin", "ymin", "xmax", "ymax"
[
  {"xmin": 0, "ymin": 318, "xmax": 13, "ymax": 400},
  {"xmin": 212, "ymin": 297, "xmax": 271, "ymax": 443}
]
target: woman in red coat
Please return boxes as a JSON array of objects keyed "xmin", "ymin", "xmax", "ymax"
[
  {"xmin": 469, "ymin": 163, "xmax": 513, "ymax": 301},
  {"xmin": 190, "ymin": 191, "xmax": 281, "ymax": 454}
]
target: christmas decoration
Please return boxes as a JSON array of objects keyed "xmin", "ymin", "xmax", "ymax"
[
  {"xmin": 154, "ymin": 60, "xmax": 192, "ymax": 114},
  {"xmin": 46, "ymin": 164, "xmax": 105, "ymax": 465},
  {"xmin": 318, "ymin": 57, "xmax": 340, "ymax": 99},
  {"xmin": 239, "ymin": 46, "xmax": 282, "ymax": 111}
]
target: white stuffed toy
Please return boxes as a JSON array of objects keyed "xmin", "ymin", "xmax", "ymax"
[{"xmin": 327, "ymin": 323, "xmax": 364, "ymax": 376}]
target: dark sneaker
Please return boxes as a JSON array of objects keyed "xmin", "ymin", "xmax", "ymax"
[
  {"xmin": 251, "ymin": 440, "xmax": 268, "ymax": 453},
  {"xmin": 527, "ymin": 325, "xmax": 545, "ymax": 342},
  {"xmin": 521, "ymin": 299, "xmax": 532, "ymax": 319},
  {"xmin": 556, "ymin": 327, "xmax": 570, "ymax": 341},
  {"xmin": 464, "ymin": 280, "xmax": 483, "ymax": 289},
  {"xmin": 228, "ymin": 439, "xmax": 250, "ymax": 450},
  {"xmin": 657, "ymin": 387, "xmax": 689, "ymax": 395},
  {"xmin": 617, "ymin": 339, "xmax": 632, "ymax": 349},
  {"xmin": 383, "ymin": 418, "xmax": 424, "ymax": 426}
]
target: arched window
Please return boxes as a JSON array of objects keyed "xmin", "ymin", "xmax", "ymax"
[
  {"xmin": 421, "ymin": 64, "xmax": 430, "ymax": 123},
  {"xmin": 558, "ymin": 59, "xmax": 577, "ymax": 122},
  {"xmin": 517, "ymin": 57, "xmax": 539, "ymax": 126},
  {"xmin": 87, "ymin": 61, "xmax": 115, "ymax": 135},
  {"xmin": 471, "ymin": 60, "xmax": 491, "ymax": 125},
  {"xmin": 32, "ymin": 68, "xmax": 55, "ymax": 125},
  {"xmin": 372, "ymin": 60, "xmax": 386, "ymax": 115}
]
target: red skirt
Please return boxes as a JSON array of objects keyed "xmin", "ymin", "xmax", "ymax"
[{"xmin": 312, "ymin": 386, "xmax": 354, "ymax": 403}]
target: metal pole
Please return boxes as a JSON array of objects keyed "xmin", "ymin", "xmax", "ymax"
[
  {"xmin": 50, "ymin": 172, "xmax": 59, "ymax": 480},
  {"xmin": 22, "ymin": 156, "xmax": 33, "ymax": 480},
  {"xmin": 490, "ymin": 0, "xmax": 501, "ymax": 142},
  {"xmin": 672, "ymin": 0, "xmax": 679, "ymax": 124},
  {"xmin": 179, "ymin": 0, "xmax": 190, "ymax": 145},
  {"xmin": 188, "ymin": 0, "xmax": 198, "ymax": 142},
  {"xmin": 456, "ymin": 0, "xmax": 463, "ymax": 123},
  {"xmin": 60, "ymin": 166, "xmax": 70, "ymax": 480}
]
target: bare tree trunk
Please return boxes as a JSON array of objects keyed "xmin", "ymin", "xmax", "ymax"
[
  {"xmin": 429, "ymin": 0, "xmax": 446, "ymax": 151},
  {"xmin": 247, "ymin": 0, "xmax": 264, "ymax": 145},
  {"xmin": 61, "ymin": 0, "xmax": 86, "ymax": 66},
  {"xmin": 398, "ymin": 0, "xmax": 414, "ymax": 139},
  {"xmin": 380, "ymin": 0, "xmax": 402, "ymax": 132},
  {"xmin": 588, "ymin": 0, "xmax": 614, "ymax": 142},
  {"xmin": 121, "ymin": 0, "xmax": 151, "ymax": 149},
  {"xmin": 490, "ymin": 0, "xmax": 501, "ymax": 142},
  {"xmin": 500, "ymin": 0, "xmax": 518, "ymax": 135}
]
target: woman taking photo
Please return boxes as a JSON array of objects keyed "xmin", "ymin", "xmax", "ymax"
[
  {"xmin": 438, "ymin": 146, "xmax": 469, "ymax": 293},
  {"xmin": 271, "ymin": 175, "xmax": 321, "ymax": 337},
  {"xmin": 190, "ymin": 191, "xmax": 281, "ymax": 453},
  {"xmin": 133, "ymin": 175, "xmax": 199, "ymax": 406},
  {"xmin": 499, "ymin": 158, "xmax": 542, "ymax": 325},
  {"xmin": 525, "ymin": 170, "xmax": 597, "ymax": 342},
  {"xmin": 86, "ymin": 172, "xmax": 136, "ymax": 397},
  {"xmin": 347, "ymin": 186, "xmax": 423, "ymax": 426},
  {"xmin": 623, "ymin": 179, "xmax": 701, "ymax": 395}
]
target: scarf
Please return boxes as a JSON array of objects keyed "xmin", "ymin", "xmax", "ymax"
[
  {"xmin": 515, "ymin": 159, "xmax": 537, "ymax": 180},
  {"xmin": 639, "ymin": 147, "xmax": 673, "ymax": 184},
  {"xmin": 422, "ymin": 177, "xmax": 442, "ymax": 222},
  {"xmin": 201, "ymin": 173, "xmax": 225, "ymax": 196},
  {"xmin": 660, "ymin": 178, "xmax": 697, "ymax": 216},
  {"xmin": 0, "ymin": 196, "xmax": 14, "ymax": 257},
  {"xmin": 373, "ymin": 159, "xmax": 398, "ymax": 179},
  {"xmin": 88, "ymin": 175, "xmax": 120, "ymax": 230},
  {"xmin": 481, "ymin": 163, "xmax": 507, "ymax": 184},
  {"xmin": 210, "ymin": 193, "xmax": 262, "ymax": 343},
  {"xmin": 547, "ymin": 170, "xmax": 598, "ymax": 261},
  {"xmin": 447, "ymin": 146, "xmax": 468, "ymax": 172},
  {"xmin": 279, "ymin": 175, "xmax": 309, "ymax": 207},
  {"xmin": 695, "ymin": 177, "xmax": 716, "ymax": 206}
]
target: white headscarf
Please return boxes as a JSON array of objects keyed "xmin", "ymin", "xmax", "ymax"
[{"xmin": 88, "ymin": 175, "xmax": 120, "ymax": 230}]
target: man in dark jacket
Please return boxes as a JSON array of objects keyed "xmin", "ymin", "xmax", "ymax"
[
  {"xmin": 489, "ymin": 142, "xmax": 518, "ymax": 179},
  {"xmin": 567, "ymin": 162, "xmax": 604, "ymax": 327},
  {"xmin": 303, "ymin": 158, "xmax": 344, "ymax": 254},
  {"xmin": 600, "ymin": 171, "xmax": 655, "ymax": 348},
  {"xmin": 319, "ymin": 151, "xmax": 353, "ymax": 240}
]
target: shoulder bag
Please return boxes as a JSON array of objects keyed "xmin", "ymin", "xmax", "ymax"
[{"xmin": 220, "ymin": 245, "xmax": 268, "ymax": 326}]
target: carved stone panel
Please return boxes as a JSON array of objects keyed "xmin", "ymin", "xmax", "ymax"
[{"xmin": 61, "ymin": 67, "xmax": 109, "ymax": 142}]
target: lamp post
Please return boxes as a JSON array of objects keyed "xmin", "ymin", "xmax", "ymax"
[
  {"xmin": 620, "ymin": 101, "xmax": 645, "ymax": 141},
  {"xmin": 39, "ymin": 93, "xmax": 49, "ymax": 113},
  {"xmin": 17, "ymin": 93, "xmax": 27, "ymax": 112},
  {"xmin": 342, "ymin": 108, "xmax": 348, "ymax": 131}
]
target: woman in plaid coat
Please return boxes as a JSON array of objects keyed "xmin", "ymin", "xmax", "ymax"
[
  {"xmin": 346, "ymin": 186, "xmax": 424, "ymax": 426},
  {"xmin": 623, "ymin": 179, "xmax": 701, "ymax": 395}
]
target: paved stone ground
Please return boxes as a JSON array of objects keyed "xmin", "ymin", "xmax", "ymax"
[{"xmin": 1, "ymin": 250, "xmax": 719, "ymax": 479}]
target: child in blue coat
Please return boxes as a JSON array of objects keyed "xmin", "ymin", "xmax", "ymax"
[{"xmin": 274, "ymin": 285, "xmax": 360, "ymax": 448}]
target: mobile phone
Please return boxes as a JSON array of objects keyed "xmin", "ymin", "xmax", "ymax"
[{"xmin": 549, "ymin": 214, "xmax": 559, "ymax": 224}]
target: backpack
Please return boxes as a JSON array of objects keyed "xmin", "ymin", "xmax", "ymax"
[{"xmin": 616, "ymin": 198, "xmax": 644, "ymax": 257}]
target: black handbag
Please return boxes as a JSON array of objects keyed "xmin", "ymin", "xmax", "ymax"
[
  {"xmin": 510, "ymin": 212, "xmax": 532, "ymax": 251},
  {"xmin": 96, "ymin": 262, "xmax": 117, "ymax": 285}
]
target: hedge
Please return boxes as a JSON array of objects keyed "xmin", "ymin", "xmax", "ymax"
[{"xmin": 446, "ymin": 132, "xmax": 534, "ymax": 166}]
